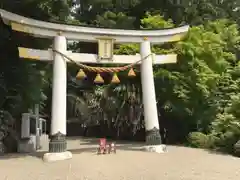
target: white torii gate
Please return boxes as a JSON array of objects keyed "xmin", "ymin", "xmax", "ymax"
[{"xmin": 0, "ymin": 9, "xmax": 189, "ymax": 162}]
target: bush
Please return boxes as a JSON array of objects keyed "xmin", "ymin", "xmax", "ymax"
[
  {"xmin": 214, "ymin": 131, "xmax": 240, "ymax": 153},
  {"xmin": 188, "ymin": 132, "xmax": 217, "ymax": 149}
]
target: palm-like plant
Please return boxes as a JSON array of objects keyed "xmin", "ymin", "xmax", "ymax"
[{"xmin": 66, "ymin": 72, "xmax": 145, "ymax": 138}]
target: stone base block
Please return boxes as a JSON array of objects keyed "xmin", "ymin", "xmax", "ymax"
[
  {"xmin": 18, "ymin": 139, "xmax": 35, "ymax": 153},
  {"xmin": 234, "ymin": 140, "xmax": 240, "ymax": 157},
  {"xmin": 143, "ymin": 144, "xmax": 167, "ymax": 153},
  {"xmin": 43, "ymin": 151, "xmax": 72, "ymax": 162}
]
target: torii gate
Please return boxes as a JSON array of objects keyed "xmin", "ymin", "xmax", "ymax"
[{"xmin": 0, "ymin": 9, "xmax": 189, "ymax": 162}]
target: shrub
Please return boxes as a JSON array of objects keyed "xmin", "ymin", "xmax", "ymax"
[{"xmin": 188, "ymin": 132, "xmax": 216, "ymax": 149}]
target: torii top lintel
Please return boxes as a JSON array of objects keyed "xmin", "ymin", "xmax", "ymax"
[{"xmin": 0, "ymin": 9, "xmax": 189, "ymax": 44}]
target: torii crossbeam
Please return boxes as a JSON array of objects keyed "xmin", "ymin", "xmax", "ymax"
[{"xmin": 18, "ymin": 47, "xmax": 177, "ymax": 64}]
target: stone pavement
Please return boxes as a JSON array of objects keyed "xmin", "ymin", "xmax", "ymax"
[{"xmin": 0, "ymin": 138, "xmax": 239, "ymax": 180}]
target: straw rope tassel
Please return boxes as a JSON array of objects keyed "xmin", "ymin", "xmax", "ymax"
[
  {"xmin": 76, "ymin": 69, "xmax": 86, "ymax": 79},
  {"xmin": 128, "ymin": 68, "xmax": 136, "ymax": 77},
  {"xmin": 94, "ymin": 73, "xmax": 104, "ymax": 83},
  {"xmin": 111, "ymin": 73, "xmax": 120, "ymax": 84}
]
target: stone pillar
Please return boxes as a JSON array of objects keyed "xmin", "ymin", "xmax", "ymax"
[
  {"xmin": 234, "ymin": 140, "xmax": 240, "ymax": 157},
  {"xmin": 21, "ymin": 113, "xmax": 30, "ymax": 139},
  {"xmin": 140, "ymin": 38, "xmax": 166, "ymax": 153},
  {"xmin": 43, "ymin": 35, "xmax": 72, "ymax": 162}
]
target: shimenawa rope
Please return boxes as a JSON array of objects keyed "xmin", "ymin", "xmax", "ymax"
[{"xmin": 52, "ymin": 49, "xmax": 153, "ymax": 73}]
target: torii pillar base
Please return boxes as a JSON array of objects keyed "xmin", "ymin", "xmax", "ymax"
[
  {"xmin": 43, "ymin": 151, "xmax": 72, "ymax": 162},
  {"xmin": 143, "ymin": 145, "xmax": 167, "ymax": 153}
]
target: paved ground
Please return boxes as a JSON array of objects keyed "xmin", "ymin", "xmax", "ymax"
[{"xmin": 0, "ymin": 137, "xmax": 240, "ymax": 180}]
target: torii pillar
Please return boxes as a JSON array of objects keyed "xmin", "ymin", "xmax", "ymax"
[
  {"xmin": 43, "ymin": 35, "xmax": 72, "ymax": 161},
  {"xmin": 140, "ymin": 39, "xmax": 163, "ymax": 152}
]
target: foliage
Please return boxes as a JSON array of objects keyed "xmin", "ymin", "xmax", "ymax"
[{"xmin": 140, "ymin": 12, "xmax": 174, "ymax": 29}]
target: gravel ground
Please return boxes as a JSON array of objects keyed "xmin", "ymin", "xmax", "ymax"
[{"xmin": 0, "ymin": 138, "xmax": 240, "ymax": 180}]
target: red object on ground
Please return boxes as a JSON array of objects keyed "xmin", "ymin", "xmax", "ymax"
[
  {"xmin": 97, "ymin": 138, "xmax": 107, "ymax": 154},
  {"xmin": 100, "ymin": 138, "xmax": 106, "ymax": 146}
]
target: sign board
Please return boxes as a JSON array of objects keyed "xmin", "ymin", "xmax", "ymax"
[{"xmin": 97, "ymin": 37, "xmax": 114, "ymax": 61}]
